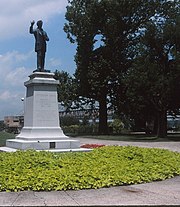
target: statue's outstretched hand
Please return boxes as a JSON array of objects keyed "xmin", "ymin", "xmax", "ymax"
[{"xmin": 31, "ymin": 20, "xmax": 35, "ymax": 25}]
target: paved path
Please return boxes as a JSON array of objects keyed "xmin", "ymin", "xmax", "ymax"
[
  {"xmin": 0, "ymin": 138, "xmax": 180, "ymax": 206},
  {"xmin": 78, "ymin": 137, "xmax": 180, "ymax": 152}
]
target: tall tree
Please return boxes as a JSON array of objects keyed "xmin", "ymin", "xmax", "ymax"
[
  {"xmin": 119, "ymin": 1, "xmax": 180, "ymax": 137},
  {"xmin": 54, "ymin": 70, "xmax": 77, "ymax": 111},
  {"xmin": 64, "ymin": 0, "xmax": 159, "ymax": 134}
]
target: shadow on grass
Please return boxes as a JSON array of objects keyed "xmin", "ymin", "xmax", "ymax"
[
  {"xmin": 76, "ymin": 133, "xmax": 180, "ymax": 142},
  {"xmin": 167, "ymin": 134, "xmax": 180, "ymax": 141}
]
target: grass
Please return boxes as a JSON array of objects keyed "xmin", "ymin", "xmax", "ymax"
[
  {"xmin": 80, "ymin": 133, "xmax": 180, "ymax": 142},
  {"xmin": 0, "ymin": 131, "xmax": 15, "ymax": 146},
  {"xmin": 81, "ymin": 134, "xmax": 159, "ymax": 141},
  {"xmin": 0, "ymin": 131, "xmax": 179, "ymax": 147},
  {"xmin": 0, "ymin": 146, "xmax": 180, "ymax": 192}
]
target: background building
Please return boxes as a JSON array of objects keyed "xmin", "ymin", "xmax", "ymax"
[{"xmin": 4, "ymin": 116, "xmax": 24, "ymax": 133}]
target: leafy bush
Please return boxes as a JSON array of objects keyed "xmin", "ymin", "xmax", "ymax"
[
  {"xmin": 60, "ymin": 115, "xmax": 79, "ymax": 127},
  {"xmin": 0, "ymin": 146, "xmax": 180, "ymax": 192},
  {"xmin": 109, "ymin": 119, "xmax": 124, "ymax": 134},
  {"xmin": 62, "ymin": 124, "xmax": 98, "ymax": 135},
  {"xmin": 62, "ymin": 125, "xmax": 80, "ymax": 134},
  {"xmin": 78, "ymin": 125, "xmax": 98, "ymax": 134},
  {"xmin": 0, "ymin": 121, "xmax": 6, "ymax": 131}
]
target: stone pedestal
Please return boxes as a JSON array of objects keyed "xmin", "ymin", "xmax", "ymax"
[
  {"xmin": 2, "ymin": 72, "xmax": 90, "ymax": 152},
  {"xmin": 17, "ymin": 72, "xmax": 66, "ymax": 140}
]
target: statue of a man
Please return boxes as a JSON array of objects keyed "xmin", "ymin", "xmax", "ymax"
[{"xmin": 29, "ymin": 20, "xmax": 49, "ymax": 72}]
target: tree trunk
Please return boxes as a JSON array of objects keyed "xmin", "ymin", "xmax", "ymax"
[
  {"xmin": 98, "ymin": 93, "xmax": 108, "ymax": 135},
  {"xmin": 134, "ymin": 117, "xmax": 145, "ymax": 132},
  {"xmin": 157, "ymin": 110, "xmax": 167, "ymax": 138},
  {"xmin": 152, "ymin": 115, "xmax": 158, "ymax": 135}
]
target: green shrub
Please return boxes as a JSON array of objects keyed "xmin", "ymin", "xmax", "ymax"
[
  {"xmin": 60, "ymin": 115, "xmax": 79, "ymax": 127},
  {"xmin": 0, "ymin": 121, "xmax": 6, "ymax": 131},
  {"xmin": 78, "ymin": 125, "xmax": 98, "ymax": 134},
  {"xmin": 62, "ymin": 124, "xmax": 98, "ymax": 135},
  {"xmin": 109, "ymin": 119, "xmax": 124, "ymax": 134},
  {"xmin": 62, "ymin": 125, "xmax": 80, "ymax": 134},
  {"xmin": 0, "ymin": 146, "xmax": 180, "ymax": 192}
]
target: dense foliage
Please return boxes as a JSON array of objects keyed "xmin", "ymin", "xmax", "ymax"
[
  {"xmin": 54, "ymin": 70, "xmax": 77, "ymax": 110},
  {"xmin": 119, "ymin": 2, "xmax": 180, "ymax": 137},
  {"xmin": 64, "ymin": 0, "xmax": 179, "ymax": 136},
  {"xmin": 0, "ymin": 121, "xmax": 6, "ymax": 131},
  {"xmin": 65, "ymin": 0, "xmax": 160, "ymax": 134},
  {"xmin": 0, "ymin": 146, "xmax": 180, "ymax": 192}
]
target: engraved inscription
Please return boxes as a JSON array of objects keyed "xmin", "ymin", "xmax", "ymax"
[
  {"xmin": 36, "ymin": 93, "xmax": 56, "ymax": 109},
  {"xmin": 34, "ymin": 92, "xmax": 58, "ymax": 126}
]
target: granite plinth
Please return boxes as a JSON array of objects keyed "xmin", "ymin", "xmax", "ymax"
[
  {"xmin": 1, "ymin": 72, "xmax": 87, "ymax": 152},
  {"xmin": 6, "ymin": 139, "xmax": 80, "ymax": 150},
  {"xmin": 16, "ymin": 127, "xmax": 67, "ymax": 140}
]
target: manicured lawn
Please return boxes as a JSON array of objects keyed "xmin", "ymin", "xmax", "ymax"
[
  {"xmin": 81, "ymin": 134, "xmax": 158, "ymax": 141},
  {"xmin": 1, "ymin": 131, "xmax": 179, "ymax": 147},
  {"xmin": 0, "ymin": 146, "xmax": 180, "ymax": 192},
  {"xmin": 80, "ymin": 134, "xmax": 180, "ymax": 142},
  {"xmin": 0, "ymin": 131, "xmax": 15, "ymax": 146}
]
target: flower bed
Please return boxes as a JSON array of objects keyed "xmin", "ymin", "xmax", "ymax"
[
  {"xmin": 0, "ymin": 146, "xmax": 180, "ymax": 192},
  {"xmin": 81, "ymin": 144, "xmax": 105, "ymax": 148}
]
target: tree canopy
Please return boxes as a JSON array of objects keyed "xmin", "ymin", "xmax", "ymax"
[
  {"xmin": 64, "ymin": 0, "xmax": 180, "ymax": 136},
  {"xmin": 116, "ymin": 1, "xmax": 180, "ymax": 137},
  {"xmin": 54, "ymin": 70, "xmax": 77, "ymax": 111}
]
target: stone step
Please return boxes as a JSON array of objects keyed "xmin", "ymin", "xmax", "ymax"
[
  {"xmin": 6, "ymin": 138, "xmax": 81, "ymax": 150},
  {"xmin": 0, "ymin": 146, "xmax": 92, "ymax": 153}
]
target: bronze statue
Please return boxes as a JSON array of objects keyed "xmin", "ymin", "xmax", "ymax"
[{"xmin": 29, "ymin": 20, "xmax": 49, "ymax": 72}]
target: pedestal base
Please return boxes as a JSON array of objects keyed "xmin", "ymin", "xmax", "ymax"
[
  {"xmin": 1, "ymin": 138, "xmax": 92, "ymax": 152},
  {"xmin": 16, "ymin": 127, "xmax": 68, "ymax": 140},
  {"xmin": 0, "ymin": 146, "xmax": 91, "ymax": 153},
  {"xmin": 0, "ymin": 72, "xmax": 91, "ymax": 153},
  {"xmin": 6, "ymin": 138, "xmax": 80, "ymax": 150}
]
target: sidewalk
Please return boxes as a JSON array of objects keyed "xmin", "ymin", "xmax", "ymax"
[
  {"xmin": 78, "ymin": 137, "xmax": 180, "ymax": 153},
  {"xmin": 0, "ymin": 138, "xmax": 180, "ymax": 206}
]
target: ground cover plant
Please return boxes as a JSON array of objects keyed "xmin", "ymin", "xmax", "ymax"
[{"xmin": 0, "ymin": 146, "xmax": 180, "ymax": 192}]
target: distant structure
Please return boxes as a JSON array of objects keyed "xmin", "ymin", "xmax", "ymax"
[
  {"xmin": 58, "ymin": 103, "xmax": 114, "ymax": 124},
  {"xmin": 4, "ymin": 116, "xmax": 24, "ymax": 133}
]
